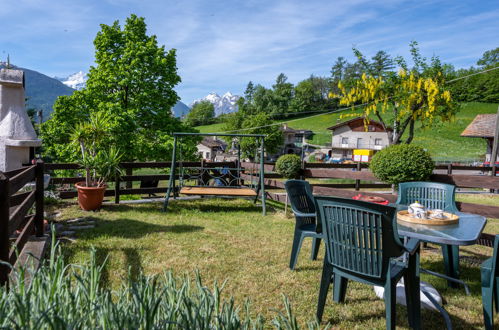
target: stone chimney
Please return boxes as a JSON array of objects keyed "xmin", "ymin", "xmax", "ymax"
[{"xmin": 0, "ymin": 68, "xmax": 41, "ymax": 171}]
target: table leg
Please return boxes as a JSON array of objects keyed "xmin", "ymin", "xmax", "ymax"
[
  {"xmin": 442, "ymin": 245, "xmax": 460, "ymax": 288},
  {"xmin": 406, "ymin": 243, "xmax": 421, "ymax": 330}
]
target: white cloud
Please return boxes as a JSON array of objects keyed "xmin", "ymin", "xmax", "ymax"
[{"xmin": 0, "ymin": 0, "xmax": 497, "ymax": 102}]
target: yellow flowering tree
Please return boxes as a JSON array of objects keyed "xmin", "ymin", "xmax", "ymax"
[{"xmin": 333, "ymin": 43, "xmax": 457, "ymax": 145}]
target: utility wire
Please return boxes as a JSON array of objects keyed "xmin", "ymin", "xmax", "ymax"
[{"xmin": 446, "ymin": 65, "xmax": 499, "ymax": 83}]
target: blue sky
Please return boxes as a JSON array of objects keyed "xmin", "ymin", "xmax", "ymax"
[{"xmin": 1, "ymin": 0, "xmax": 498, "ymax": 104}]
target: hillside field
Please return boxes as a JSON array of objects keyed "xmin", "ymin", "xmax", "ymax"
[{"xmin": 196, "ymin": 102, "xmax": 498, "ymax": 162}]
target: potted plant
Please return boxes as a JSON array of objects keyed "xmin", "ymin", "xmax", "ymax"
[{"xmin": 72, "ymin": 113, "xmax": 123, "ymax": 211}]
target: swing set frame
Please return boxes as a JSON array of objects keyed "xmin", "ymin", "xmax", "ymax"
[{"xmin": 163, "ymin": 132, "xmax": 267, "ymax": 215}]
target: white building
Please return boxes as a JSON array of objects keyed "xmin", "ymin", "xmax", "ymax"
[{"xmin": 327, "ymin": 117, "xmax": 391, "ymax": 160}]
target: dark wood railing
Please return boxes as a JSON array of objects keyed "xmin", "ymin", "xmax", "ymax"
[{"xmin": 0, "ymin": 161, "xmax": 44, "ymax": 284}]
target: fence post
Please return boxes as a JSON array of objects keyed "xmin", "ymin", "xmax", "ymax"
[
  {"xmin": 114, "ymin": 171, "xmax": 120, "ymax": 204},
  {"xmin": 35, "ymin": 160, "xmax": 44, "ymax": 237},
  {"xmin": 355, "ymin": 162, "xmax": 361, "ymax": 191},
  {"xmin": 0, "ymin": 172, "xmax": 10, "ymax": 284},
  {"xmin": 300, "ymin": 159, "xmax": 305, "ymax": 180}
]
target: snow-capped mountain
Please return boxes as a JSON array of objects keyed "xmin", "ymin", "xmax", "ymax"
[
  {"xmin": 190, "ymin": 92, "xmax": 240, "ymax": 116},
  {"xmin": 57, "ymin": 71, "xmax": 87, "ymax": 90}
]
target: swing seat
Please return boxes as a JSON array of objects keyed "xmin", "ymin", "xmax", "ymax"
[{"xmin": 179, "ymin": 186, "xmax": 257, "ymax": 197}]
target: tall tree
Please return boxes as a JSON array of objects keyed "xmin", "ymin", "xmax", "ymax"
[
  {"xmin": 41, "ymin": 14, "xmax": 188, "ymax": 162},
  {"xmin": 184, "ymin": 101, "xmax": 215, "ymax": 127},
  {"xmin": 477, "ymin": 47, "xmax": 499, "ymax": 68},
  {"xmin": 270, "ymin": 73, "xmax": 294, "ymax": 116},
  {"xmin": 370, "ymin": 50, "xmax": 394, "ymax": 77}
]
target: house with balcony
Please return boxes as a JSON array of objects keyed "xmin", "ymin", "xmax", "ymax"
[
  {"xmin": 272, "ymin": 123, "xmax": 313, "ymax": 158},
  {"xmin": 327, "ymin": 117, "xmax": 391, "ymax": 161}
]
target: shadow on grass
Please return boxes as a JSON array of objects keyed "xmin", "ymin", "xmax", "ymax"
[
  {"xmin": 102, "ymin": 200, "xmax": 264, "ymax": 215},
  {"xmin": 78, "ymin": 217, "xmax": 204, "ymax": 239},
  {"xmin": 61, "ymin": 218, "xmax": 202, "ymax": 285}
]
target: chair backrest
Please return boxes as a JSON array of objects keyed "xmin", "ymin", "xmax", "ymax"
[
  {"xmin": 396, "ymin": 181, "xmax": 458, "ymax": 213},
  {"xmin": 315, "ymin": 196, "xmax": 405, "ymax": 279},
  {"xmin": 284, "ymin": 180, "xmax": 317, "ymax": 227},
  {"xmin": 492, "ymin": 235, "xmax": 499, "ymax": 280}
]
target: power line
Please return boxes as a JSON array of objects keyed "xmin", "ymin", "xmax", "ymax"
[{"xmin": 446, "ymin": 65, "xmax": 499, "ymax": 83}]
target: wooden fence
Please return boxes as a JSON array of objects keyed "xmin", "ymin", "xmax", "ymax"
[
  {"xmin": 0, "ymin": 161, "xmax": 45, "ymax": 284},
  {"xmin": 45, "ymin": 160, "xmax": 499, "ymax": 218}
]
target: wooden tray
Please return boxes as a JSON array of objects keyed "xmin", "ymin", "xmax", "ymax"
[{"xmin": 397, "ymin": 210, "xmax": 459, "ymax": 226}]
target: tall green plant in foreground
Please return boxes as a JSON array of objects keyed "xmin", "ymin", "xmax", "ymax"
[{"xmin": 0, "ymin": 238, "xmax": 320, "ymax": 329}]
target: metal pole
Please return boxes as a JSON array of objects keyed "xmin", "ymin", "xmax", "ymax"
[
  {"xmin": 237, "ymin": 141, "xmax": 241, "ymax": 186},
  {"xmin": 163, "ymin": 136, "xmax": 178, "ymax": 211},
  {"xmin": 489, "ymin": 106, "xmax": 499, "ymax": 179},
  {"xmin": 260, "ymin": 137, "xmax": 266, "ymax": 216}
]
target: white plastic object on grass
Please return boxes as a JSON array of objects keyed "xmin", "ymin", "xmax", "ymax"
[{"xmin": 374, "ymin": 278, "xmax": 443, "ymax": 311}]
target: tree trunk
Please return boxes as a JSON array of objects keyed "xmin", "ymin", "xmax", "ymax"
[{"xmin": 405, "ymin": 119, "xmax": 415, "ymax": 144}]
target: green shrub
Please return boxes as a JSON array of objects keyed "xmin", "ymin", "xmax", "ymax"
[
  {"xmin": 370, "ymin": 144, "xmax": 434, "ymax": 185},
  {"xmin": 0, "ymin": 236, "xmax": 317, "ymax": 329},
  {"xmin": 275, "ymin": 154, "xmax": 302, "ymax": 179}
]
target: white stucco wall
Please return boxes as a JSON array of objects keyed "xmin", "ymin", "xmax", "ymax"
[
  {"xmin": 331, "ymin": 127, "xmax": 389, "ymax": 150},
  {"xmin": 0, "ymin": 69, "xmax": 41, "ymax": 172}
]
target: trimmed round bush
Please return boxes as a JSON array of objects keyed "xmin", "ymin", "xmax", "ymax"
[
  {"xmin": 275, "ymin": 154, "xmax": 302, "ymax": 179},
  {"xmin": 370, "ymin": 144, "xmax": 434, "ymax": 185}
]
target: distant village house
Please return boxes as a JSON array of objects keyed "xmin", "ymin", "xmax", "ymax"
[
  {"xmin": 279, "ymin": 124, "xmax": 313, "ymax": 156},
  {"xmin": 327, "ymin": 117, "xmax": 391, "ymax": 162},
  {"xmin": 197, "ymin": 137, "xmax": 227, "ymax": 161}
]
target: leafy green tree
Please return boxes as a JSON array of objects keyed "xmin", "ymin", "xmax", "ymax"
[
  {"xmin": 477, "ymin": 47, "xmax": 499, "ymax": 68},
  {"xmin": 370, "ymin": 50, "xmax": 394, "ymax": 77},
  {"xmin": 41, "ymin": 14, "xmax": 188, "ymax": 162},
  {"xmin": 290, "ymin": 79, "xmax": 323, "ymax": 113},
  {"xmin": 447, "ymin": 47, "xmax": 499, "ymax": 103},
  {"xmin": 270, "ymin": 73, "xmax": 294, "ymax": 116},
  {"xmin": 251, "ymin": 85, "xmax": 274, "ymax": 114},
  {"xmin": 222, "ymin": 111, "xmax": 283, "ymax": 159},
  {"xmin": 184, "ymin": 101, "xmax": 215, "ymax": 126}
]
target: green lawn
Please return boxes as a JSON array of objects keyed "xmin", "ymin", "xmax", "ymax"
[
  {"xmin": 196, "ymin": 102, "xmax": 498, "ymax": 161},
  {"xmin": 54, "ymin": 196, "xmax": 499, "ymax": 329}
]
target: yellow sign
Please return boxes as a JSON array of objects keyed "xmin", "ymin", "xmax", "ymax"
[{"xmin": 353, "ymin": 149, "xmax": 373, "ymax": 156}]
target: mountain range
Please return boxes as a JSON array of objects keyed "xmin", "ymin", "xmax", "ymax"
[{"xmin": 190, "ymin": 92, "xmax": 240, "ymax": 116}]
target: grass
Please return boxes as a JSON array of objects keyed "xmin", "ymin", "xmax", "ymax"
[
  {"xmin": 195, "ymin": 102, "xmax": 499, "ymax": 161},
  {"xmin": 53, "ymin": 196, "xmax": 499, "ymax": 329}
]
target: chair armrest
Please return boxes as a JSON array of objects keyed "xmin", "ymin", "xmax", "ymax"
[
  {"xmin": 292, "ymin": 210, "xmax": 316, "ymax": 218},
  {"xmin": 404, "ymin": 238, "xmax": 420, "ymax": 255}
]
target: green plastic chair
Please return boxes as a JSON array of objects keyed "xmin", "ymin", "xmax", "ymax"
[
  {"xmin": 284, "ymin": 180, "xmax": 323, "ymax": 270},
  {"xmin": 396, "ymin": 181, "xmax": 461, "ymax": 287},
  {"xmin": 481, "ymin": 234, "xmax": 499, "ymax": 329},
  {"xmin": 315, "ymin": 196, "xmax": 421, "ymax": 330}
]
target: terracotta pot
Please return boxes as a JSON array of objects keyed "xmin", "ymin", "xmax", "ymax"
[{"xmin": 75, "ymin": 182, "xmax": 107, "ymax": 211}]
